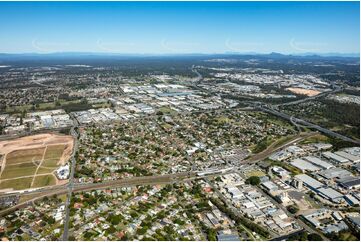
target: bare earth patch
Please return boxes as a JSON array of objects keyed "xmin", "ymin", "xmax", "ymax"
[{"xmin": 286, "ymin": 87, "xmax": 321, "ymax": 97}]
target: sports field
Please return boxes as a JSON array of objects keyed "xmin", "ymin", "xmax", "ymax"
[{"xmin": 0, "ymin": 133, "xmax": 74, "ymax": 191}]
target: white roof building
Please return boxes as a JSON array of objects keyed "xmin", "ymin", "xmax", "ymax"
[
  {"xmin": 322, "ymin": 151, "xmax": 349, "ymax": 163},
  {"xmin": 335, "ymin": 151, "xmax": 360, "ymax": 163},
  {"xmin": 290, "ymin": 158, "xmax": 321, "ymax": 172},
  {"xmin": 56, "ymin": 164, "xmax": 70, "ymax": 180},
  {"xmin": 317, "ymin": 188, "xmax": 344, "ymax": 203},
  {"xmin": 295, "ymin": 174, "xmax": 325, "ymax": 190},
  {"xmin": 303, "ymin": 156, "xmax": 334, "ymax": 169}
]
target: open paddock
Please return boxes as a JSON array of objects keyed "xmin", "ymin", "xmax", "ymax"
[
  {"xmin": 0, "ymin": 177, "xmax": 33, "ymax": 191},
  {"xmin": 5, "ymin": 147, "xmax": 45, "ymax": 165},
  {"xmin": 32, "ymin": 174, "xmax": 56, "ymax": 188},
  {"xmin": 0, "ymin": 133, "xmax": 74, "ymax": 191}
]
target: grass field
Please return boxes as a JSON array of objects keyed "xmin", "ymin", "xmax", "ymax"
[
  {"xmin": 42, "ymin": 158, "xmax": 60, "ymax": 168},
  {"xmin": 37, "ymin": 166, "xmax": 57, "ymax": 175},
  {"xmin": 1, "ymin": 163, "xmax": 38, "ymax": 179},
  {"xmin": 44, "ymin": 145, "xmax": 67, "ymax": 159},
  {"xmin": 0, "ymin": 133, "xmax": 74, "ymax": 191},
  {"xmin": 6, "ymin": 148, "xmax": 45, "ymax": 165},
  {"xmin": 158, "ymin": 106, "xmax": 177, "ymax": 115},
  {"xmin": 0, "ymin": 177, "xmax": 33, "ymax": 190},
  {"xmin": 32, "ymin": 175, "xmax": 56, "ymax": 188},
  {"xmin": 245, "ymin": 170, "xmax": 266, "ymax": 178}
]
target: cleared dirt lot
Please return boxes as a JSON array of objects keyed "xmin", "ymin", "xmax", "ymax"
[
  {"xmin": 0, "ymin": 133, "xmax": 74, "ymax": 191},
  {"xmin": 286, "ymin": 87, "xmax": 321, "ymax": 97}
]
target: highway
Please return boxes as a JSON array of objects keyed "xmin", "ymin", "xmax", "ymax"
[
  {"xmin": 246, "ymin": 132, "xmax": 319, "ymax": 163},
  {"xmin": 0, "ymin": 72, "xmax": 357, "ymax": 240},
  {"xmin": 189, "ymin": 68, "xmax": 358, "ymax": 145},
  {"xmin": 258, "ymin": 105, "xmax": 360, "ymax": 144},
  {"xmin": 275, "ymin": 85, "xmax": 342, "ymax": 107},
  {"xmin": 191, "ymin": 66, "xmax": 203, "ymax": 83}
]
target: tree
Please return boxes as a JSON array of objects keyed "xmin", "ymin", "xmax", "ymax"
[
  {"xmin": 286, "ymin": 205, "xmax": 299, "ymax": 214},
  {"xmin": 286, "ymin": 231, "xmax": 308, "ymax": 241},
  {"xmin": 246, "ymin": 176, "xmax": 261, "ymax": 186},
  {"xmin": 55, "ymin": 100, "xmax": 61, "ymax": 106},
  {"xmin": 307, "ymin": 233, "xmax": 323, "ymax": 241}
]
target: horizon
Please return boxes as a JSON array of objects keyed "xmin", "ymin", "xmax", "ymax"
[
  {"xmin": 0, "ymin": 1, "xmax": 359, "ymax": 54},
  {"xmin": 0, "ymin": 51, "xmax": 360, "ymax": 58}
]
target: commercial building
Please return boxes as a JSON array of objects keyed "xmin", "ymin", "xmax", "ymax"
[
  {"xmin": 313, "ymin": 143, "xmax": 333, "ymax": 151},
  {"xmin": 317, "ymin": 187, "xmax": 344, "ymax": 203},
  {"xmin": 303, "ymin": 156, "xmax": 334, "ymax": 170},
  {"xmin": 56, "ymin": 164, "xmax": 70, "ymax": 180},
  {"xmin": 290, "ymin": 158, "xmax": 321, "ymax": 172},
  {"xmin": 269, "ymin": 151, "xmax": 292, "ymax": 161},
  {"xmin": 286, "ymin": 146, "xmax": 304, "ymax": 155},
  {"xmin": 272, "ymin": 166, "xmax": 290, "ymax": 179},
  {"xmin": 294, "ymin": 174, "xmax": 324, "ymax": 190},
  {"xmin": 335, "ymin": 151, "xmax": 360, "ymax": 163},
  {"xmin": 216, "ymin": 230, "xmax": 241, "ymax": 241},
  {"xmin": 318, "ymin": 167, "xmax": 352, "ymax": 180},
  {"xmin": 302, "ymin": 209, "xmax": 349, "ymax": 234},
  {"xmin": 261, "ymin": 181, "xmax": 279, "ymax": 193},
  {"xmin": 336, "ymin": 176, "xmax": 360, "ymax": 190},
  {"xmin": 226, "ymin": 186, "xmax": 243, "ymax": 199},
  {"xmin": 322, "ymin": 151, "xmax": 349, "ymax": 164},
  {"xmin": 342, "ymin": 147, "xmax": 360, "ymax": 157}
]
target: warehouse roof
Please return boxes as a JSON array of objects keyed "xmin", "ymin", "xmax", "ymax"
[
  {"xmin": 295, "ymin": 174, "xmax": 325, "ymax": 189},
  {"xmin": 318, "ymin": 187, "xmax": 343, "ymax": 200},
  {"xmin": 322, "ymin": 151, "xmax": 349, "ymax": 163},
  {"xmin": 291, "ymin": 158, "xmax": 321, "ymax": 172},
  {"xmin": 335, "ymin": 151, "xmax": 359, "ymax": 163},
  {"xmin": 318, "ymin": 167, "xmax": 352, "ymax": 179},
  {"xmin": 342, "ymin": 147, "xmax": 360, "ymax": 156},
  {"xmin": 336, "ymin": 176, "xmax": 360, "ymax": 189},
  {"xmin": 303, "ymin": 156, "xmax": 334, "ymax": 169}
]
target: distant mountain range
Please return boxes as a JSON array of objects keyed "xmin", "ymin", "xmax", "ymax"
[{"xmin": 0, "ymin": 52, "xmax": 359, "ymax": 62}]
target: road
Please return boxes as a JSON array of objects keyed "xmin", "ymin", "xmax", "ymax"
[
  {"xmin": 187, "ymin": 71, "xmax": 358, "ymax": 146},
  {"xmin": 0, "ymin": 73, "xmax": 356, "ymax": 240},
  {"xmin": 204, "ymin": 176, "xmax": 276, "ymax": 240},
  {"xmin": 246, "ymin": 132, "xmax": 318, "ymax": 163},
  {"xmin": 0, "ymin": 170, "xmax": 233, "ymax": 217},
  {"xmin": 30, "ymin": 75, "xmax": 54, "ymax": 88},
  {"xmin": 253, "ymin": 185, "xmax": 327, "ymax": 240},
  {"xmin": 62, "ymin": 116, "xmax": 79, "ymax": 241},
  {"xmin": 258, "ymin": 105, "xmax": 359, "ymax": 144},
  {"xmin": 191, "ymin": 66, "xmax": 203, "ymax": 83},
  {"xmin": 275, "ymin": 85, "xmax": 342, "ymax": 107}
]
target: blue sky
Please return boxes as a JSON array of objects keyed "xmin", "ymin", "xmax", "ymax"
[{"xmin": 0, "ymin": 1, "xmax": 359, "ymax": 54}]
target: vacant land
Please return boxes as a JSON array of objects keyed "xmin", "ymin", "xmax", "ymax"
[
  {"xmin": 32, "ymin": 174, "xmax": 56, "ymax": 188},
  {"xmin": 5, "ymin": 147, "xmax": 45, "ymax": 165},
  {"xmin": 1, "ymin": 163, "xmax": 38, "ymax": 179},
  {"xmin": 0, "ymin": 133, "xmax": 74, "ymax": 191},
  {"xmin": 286, "ymin": 87, "xmax": 321, "ymax": 97},
  {"xmin": 0, "ymin": 177, "xmax": 33, "ymax": 190},
  {"xmin": 245, "ymin": 170, "xmax": 266, "ymax": 178}
]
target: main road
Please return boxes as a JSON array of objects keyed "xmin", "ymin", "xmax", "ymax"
[
  {"xmin": 258, "ymin": 105, "xmax": 359, "ymax": 144},
  {"xmin": 62, "ymin": 115, "xmax": 79, "ymax": 241},
  {"xmin": 0, "ymin": 170, "xmax": 233, "ymax": 217}
]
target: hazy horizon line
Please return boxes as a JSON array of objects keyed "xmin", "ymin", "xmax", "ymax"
[{"xmin": 0, "ymin": 51, "xmax": 359, "ymax": 57}]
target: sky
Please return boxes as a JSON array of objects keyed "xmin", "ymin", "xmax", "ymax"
[{"xmin": 0, "ymin": 1, "xmax": 359, "ymax": 54}]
